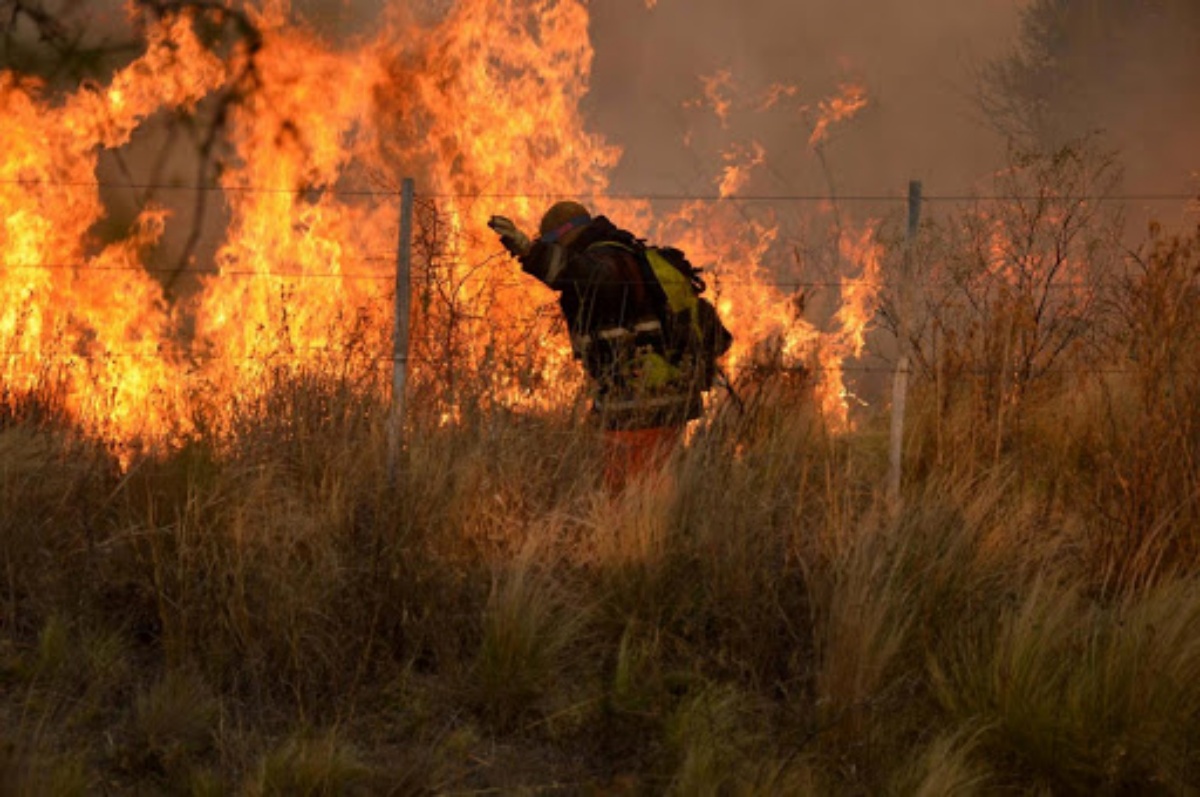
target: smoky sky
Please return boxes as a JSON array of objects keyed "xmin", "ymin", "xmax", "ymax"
[
  {"xmin": 14, "ymin": 0, "xmax": 1196, "ymax": 255},
  {"xmin": 281, "ymin": 0, "xmax": 1023, "ymax": 200},
  {"xmin": 587, "ymin": 0, "xmax": 1021, "ymax": 200}
]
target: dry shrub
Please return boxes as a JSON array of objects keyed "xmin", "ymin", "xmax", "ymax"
[
  {"xmin": 1085, "ymin": 226, "xmax": 1200, "ymax": 583},
  {"xmin": 903, "ymin": 142, "xmax": 1120, "ymax": 476}
]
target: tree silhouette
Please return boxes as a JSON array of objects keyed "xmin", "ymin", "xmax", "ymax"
[{"xmin": 982, "ymin": 0, "xmax": 1200, "ymax": 150}]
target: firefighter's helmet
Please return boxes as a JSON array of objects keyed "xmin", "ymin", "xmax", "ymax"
[{"xmin": 539, "ymin": 201, "xmax": 591, "ymax": 243}]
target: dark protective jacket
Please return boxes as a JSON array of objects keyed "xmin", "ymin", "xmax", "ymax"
[{"xmin": 519, "ymin": 216, "xmax": 705, "ymax": 430}]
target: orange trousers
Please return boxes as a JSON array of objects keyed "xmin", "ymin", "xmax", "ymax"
[{"xmin": 602, "ymin": 425, "xmax": 683, "ymax": 491}]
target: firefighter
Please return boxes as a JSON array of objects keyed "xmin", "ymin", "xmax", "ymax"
[{"xmin": 489, "ymin": 201, "xmax": 706, "ymax": 489}]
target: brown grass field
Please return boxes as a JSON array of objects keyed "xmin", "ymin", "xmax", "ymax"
[{"xmin": 3, "ymin": 218, "xmax": 1200, "ymax": 794}]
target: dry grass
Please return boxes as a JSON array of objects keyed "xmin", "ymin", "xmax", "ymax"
[{"xmin": 2, "ymin": 226, "xmax": 1199, "ymax": 793}]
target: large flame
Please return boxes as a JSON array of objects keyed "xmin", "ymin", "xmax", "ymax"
[
  {"xmin": 193, "ymin": 2, "xmax": 392, "ymax": 396},
  {"xmin": 1, "ymin": 0, "xmax": 885, "ymax": 451},
  {"xmin": 0, "ymin": 12, "xmax": 225, "ymax": 448}
]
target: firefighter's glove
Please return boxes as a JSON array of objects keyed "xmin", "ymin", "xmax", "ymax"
[{"xmin": 488, "ymin": 216, "xmax": 531, "ymax": 258}]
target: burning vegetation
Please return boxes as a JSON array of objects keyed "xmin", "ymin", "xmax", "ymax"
[{"xmin": 0, "ymin": 0, "xmax": 886, "ymax": 453}]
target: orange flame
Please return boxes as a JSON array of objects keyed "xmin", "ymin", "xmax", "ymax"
[
  {"xmin": 686, "ymin": 69, "xmax": 736, "ymax": 128},
  {"xmin": 192, "ymin": 2, "xmax": 392, "ymax": 405},
  {"xmin": 718, "ymin": 141, "xmax": 767, "ymax": 198},
  {"xmin": 756, "ymin": 82, "xmax": 801, "ymax": 113},
  {"xmin": 1, "ymin": 11, "xmax": 225, "ymax": 451},
  {"xmin": 819, "ymin": 226, "xmax": 884, "ymax": 425},
  {"xmin": 809, "ymin": 83, "xmax": 868, "ymax": 148},
  {"xmin": 1, "ymin": 0, "xmax": 883, "ymax": 450}
]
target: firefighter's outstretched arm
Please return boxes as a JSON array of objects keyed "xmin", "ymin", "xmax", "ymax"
[
  {"xmin": 489, "ymin": 216, "xmax": 566, "ymax": 289},
  {"xmin": 488, "ymin": 216, "xmax": 531, "ymax": 258},
  {"xmin": 490, "ymin": 214, "xmax": 623, "ymax": 293}
]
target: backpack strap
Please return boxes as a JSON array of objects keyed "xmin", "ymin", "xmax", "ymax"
[
  {"xmin": 584, "ymin": 240, "xmax": 670, "ymax": 318},
  {"xmin": 585, "ymin": 240, "xmax": 731, "ymax": 394}
]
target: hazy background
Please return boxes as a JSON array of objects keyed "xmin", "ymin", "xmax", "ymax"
[
  {"xmin": 5, "ymin": 0, "xmax": 1198, "ymax": 263},
  {"xmin": 295, "ymin": 0, "xmax": 1025, "ymax": 197},
  {"xmin": 587, "ymin": 0, "xmax": 1020, "ymax": 199},
  {"xmin": 293, "ymin": 0, "xmax": 1199, "ymax": 224}
]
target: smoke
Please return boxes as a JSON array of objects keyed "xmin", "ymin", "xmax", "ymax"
[
  {"xmin": 986, "ymin": 0, "xmax": 1200, "ymax": 221},
  {"xmin": 17, "ymin": 0, "xmax": 1199, "ymax": 203},
  {"xmin": 586, "ymin": 0, "xmax": 1021, "ymax": 200},
  {"xmin": 279, "ymin": 0, "xmax": 1023, "ymax": 200},
  {"xmin": 11, "ymin": 0, "xmax": 1195, "ymax": 271}
]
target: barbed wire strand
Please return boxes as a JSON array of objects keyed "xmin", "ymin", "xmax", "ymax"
[
  {"xmin": 1, "ymin": 178, "xmax": 1197, "ymax": 203},
  {"xmin": 2, "ymin": 186, "xmax": 1198, "ymax": 393},
  {"xmin": 3, "ymin": 348, "xmax": 1198, "ymax": 379},
  {"xmin": 0, "ymin": 259, "xmax": 1162, "ymax": 291}
]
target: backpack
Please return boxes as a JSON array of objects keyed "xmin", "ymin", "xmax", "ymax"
[
  {"xmin": 642, "ymin": 246, "xmax": 734, "ymax": 390},
  {"xmin": 587, "ymin": 239, "xmax": 734, "ymax": 391}
]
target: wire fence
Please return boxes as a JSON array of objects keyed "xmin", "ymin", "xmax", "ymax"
[
  {"xmin": 2, "ymin": 177, "xmax": 1198, "ymax": 203},
  {"xmin": 3, "ymin": 182, "xmax": 1198, "ymax": 385},
  {"xmin": 5, "ymin": 180, "xmax": 1194, "ymax": 287},
  {"xmin": 2, "ymin": 345, "xmax": 1197, "ymax": 380},
  {"xmin": 0, "ymin": 258, "xmax": 1133, "ymax": 291}
]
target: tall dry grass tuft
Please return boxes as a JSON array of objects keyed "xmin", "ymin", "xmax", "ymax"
[
  {"xmin": 1084, "ymin": 227, "xmax": 1200, "ymax": 585},
  {"xmin": 887, "ymin": 728, "xmax": 990, "ymax": 796},
  {"xmin": 663, "ymin": 684, "xmax": 760, "ymax": 794},
  {"xmin": 127, "ymin": 669, "xmax": 220, "ymax": 780},
  {"xmin": 601, "ymin": 384, "xmax": 822, "ymax": 689},
  {"xmin": 809, "ymin": 514, "xmax": 920, "ymax": 760},
  {"xmin": 121, "ymin": 453, "xmax": 377, "ymax": 707},
  {"xmin": 471, "ymin": 543, "xmax": 586, "ymax": 728},
  {"xmin": 246, "ymin": 729, "xmax": 371, "ymax": 796},
  {"xmin": 930, "ymin": 572, "xmax": 1200, "ymax": 791},
  {"xmin": 789, "ymin": 462, "xmax": 1077, "ymax": 790},
  {"xmin": 0, "ymin": 744, "xmax": 89, "ymax": 797},
  {"xmin": 0, "ymin": 419, "xmax": 120, "ymax": 639}
]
